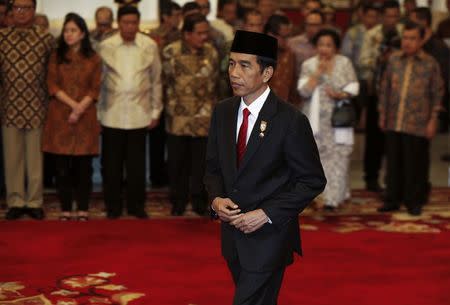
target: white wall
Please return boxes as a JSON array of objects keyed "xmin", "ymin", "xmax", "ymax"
[
  {"xmin": 173, "ymin": 0, "xmax": 218, "ymax": 19},
  {"xmin": 37, "ymin": 0, "xmax": 220, "ymax": 21}
]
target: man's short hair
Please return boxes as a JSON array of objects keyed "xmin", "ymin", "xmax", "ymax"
[
  {"xmin": 403, "ymin": 20, "xmax": 425, "ymax": 38},
  {"xmin": 182, "ymin": 12, "xmax": 207, "ymax": 32},
  {"xmin": 117, "ymin": 5, "xmax": 140, "ymax": 21},
  {"xmin": 244, "ymin": 9, "xmax": 262, "ymax": 23},
  {"xmin": 308, "ymin": 9, "xmax": 325, "ymax": 23},
  {"xmin": 362, "ymin": 3, "xmax": 379, "ymax": 14},
  {"xmin": 256, "ymin": 55, "xmax": 277, "ymax": 73},
  {"xmin": 182, "ymin": 2, "xmax": 201, "ymax": 15},
  {"xmin": 0, "ymin": 0, "xmax": 7, "ymax": 6},
  {"xmin": 304, "ymin": 0, "xmax": 324, "ymax": 9},
  {"xmin": 161, "ymin": 1, "xmax": 181, "ymax": 21},
  {"xmin": 218, "ymin": 0, "xmax": 236, "ymax": 11},
  {"xmin": 95, "ymin": 6, "xmax": 114, "ymax": 22},
  {"xmin": 264, "ymin": 14, "xmax": 290, "ymax": 35},
  {"xmin": 411, "ymin": 7, "xmax": 432, "ymax": 27},
  {"xmin": 382, "ymin": 0, "xmax": 400, "ymax": 12},
  {"xmin": 13, "ymin": 0, "xmax": 37, "ymax": 7}
]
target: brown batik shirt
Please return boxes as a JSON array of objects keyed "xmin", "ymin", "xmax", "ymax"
[
  {"xmin": 379, "ymin": 50, "xmax": 444, "ymax": 138},
  {"xmin": 0, "ymin": 25, "xmax": 54, "ymax": 129}
]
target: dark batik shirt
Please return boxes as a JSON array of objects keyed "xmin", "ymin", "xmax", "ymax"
[
  {"xmin": 0, "ymin": 25, "xmax": 54, "ymax": 129},
  {"xmin": 379, "ymin": 50, "xmax": 444, "ymax": 138}
]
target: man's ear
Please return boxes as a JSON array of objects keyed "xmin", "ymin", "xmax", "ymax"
[{"xmin": 263, "ymin": 66, "xmax": 274, "ymax": 83}]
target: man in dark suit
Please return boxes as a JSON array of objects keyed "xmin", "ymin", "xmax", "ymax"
[{"xmin": 204, "ymin": 30, "xmax": 326, "ymax": 305}]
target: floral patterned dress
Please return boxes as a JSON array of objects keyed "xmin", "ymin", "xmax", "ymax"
[{"xmin": 298, "ymin": 54, "xmax": 358, "ymax": 207}]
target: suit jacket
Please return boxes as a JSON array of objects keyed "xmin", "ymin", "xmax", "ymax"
[{"xmin": 204, "ymin": 91, "xmax": 326, "ymax": 272}]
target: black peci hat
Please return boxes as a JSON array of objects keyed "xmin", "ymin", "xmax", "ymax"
[{"xmin": 230, "ymin": 30, "xmax": 278, "ymax": 61}]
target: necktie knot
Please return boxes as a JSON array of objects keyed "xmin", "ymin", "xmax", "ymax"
[{"xmin": 243, "ymin": 108, "xmax": 250, "ymax": 118}]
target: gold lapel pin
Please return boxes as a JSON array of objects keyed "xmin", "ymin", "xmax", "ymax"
[{"xmin": 259, "ymin": 120, "xmax": 267, "ymax": 138}]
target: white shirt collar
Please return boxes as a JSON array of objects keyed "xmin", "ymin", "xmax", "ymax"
[{"xmin": 238, "ymin": 86, "xmax": 271, "ymax": 118}]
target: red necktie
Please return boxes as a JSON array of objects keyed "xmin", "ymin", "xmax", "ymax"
[{"xmin": 237, "ymin": 108, "xmax": 250, "ymax": 167}]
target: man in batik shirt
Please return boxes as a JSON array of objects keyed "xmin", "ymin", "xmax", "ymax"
[
  {"xmin": 162, "ymin": 13, "xmax": 218, "ymax": 217},
  {"xmin": 378, "ymin": 22, "xmax": 444, "ymax": 216},
  {"xmin": 0, "ymin": 0, "xmax": 54, "ymax": 220}
]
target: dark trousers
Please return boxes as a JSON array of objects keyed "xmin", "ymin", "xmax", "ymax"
[
  {"xmin": 54, "ymin": 155, "xmax": 93, "ymax": 212},
  {"xmin": 43, "ymin": 152, "xmax": 55, "ymax": 187},
  {"xmin": 148, "ymin": 114, "xmax": 168, "ymax": 186},
  {"xmin": 385, "ymin": 131, "xmax": 430, "ymax": 208},
  {"xmin": 102, "ymin": 126, "xmax": 147, "ymax": 216},
  {"xmin": 364, "ymin": 95, "xmax": 385, "ymax": 184},
  {"xmin": 227, "ymin": 260, "xmax": 285, "ymax": 305},
  {"xmin": 167, "ymin": 135, "xmax": 207, "ymax": 212}
]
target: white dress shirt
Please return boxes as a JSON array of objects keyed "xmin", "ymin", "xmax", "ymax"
[
  {"xmin": 98, "ymin": 32, "xmax": 162, "ymax": 130},
  {"xmin": 235, "ymin": 86, "xmax": 272, "ymax": 224},
  {"xmin": 236, "ymin": 86, "xmax": 271, "ymax": 143}
]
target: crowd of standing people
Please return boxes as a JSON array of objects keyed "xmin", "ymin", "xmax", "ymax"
[{"xmin": 0, "ymin": 0, "xmax": 449, "ymax": 220}]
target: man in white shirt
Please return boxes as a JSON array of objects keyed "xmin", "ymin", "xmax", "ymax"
[{"xmin": 98, "ymin": 5, "xmax": 162, "ymax": 219}]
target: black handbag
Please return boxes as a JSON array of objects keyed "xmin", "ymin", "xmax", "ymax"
[{"xmin": 331, "ymin": 99, "xmax": 356, "ymax": 127}]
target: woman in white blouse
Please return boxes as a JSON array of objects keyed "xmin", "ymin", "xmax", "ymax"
[{"xmin": 298, "ymin": 28, "xmax": 359, "ymax": 211}]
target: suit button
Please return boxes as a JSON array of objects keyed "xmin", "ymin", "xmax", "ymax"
[{"xmin": 232, "ymin": 189, "xmax": 238, "ymax": 193}]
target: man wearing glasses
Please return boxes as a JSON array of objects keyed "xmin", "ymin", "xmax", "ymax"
[
  {"xmin": 90, "ymin": 6, "xmax": 116, "ymax": 51},
  {"xmin": 0, "ymin": 0, "xmax": 54, "ymax": 220}
]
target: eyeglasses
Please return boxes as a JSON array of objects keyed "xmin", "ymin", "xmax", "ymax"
[{"xmin": 12, "ymin": 5, "xmax": 35, "ymax": 13}]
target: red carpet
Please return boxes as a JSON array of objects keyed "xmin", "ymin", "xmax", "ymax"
[{"xmin": 1, "ymin": 218, "xmax": 450, "ymax": 305}]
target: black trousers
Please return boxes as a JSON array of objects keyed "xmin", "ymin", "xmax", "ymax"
[
  {"xmin": 148, "ymin": 114, "xmax": 168, "ymax": 186},
  {"xmin": 364, "ymin": 95, "xmax": 385, "ymax": 184},
  {"xmin": 102, "ymin": 126, "xmax": 147, "ymax": 216},
  {"xmin": 167, "ymin": 135, "xmax": 207, "ymax": 212},
  {"xmin": 54, "ymin": 154, "xmax": 93, "ymax": 212},
  {"xmin": 385, "ymin": 131, "xmax": 430, "ymax": 208},
  {"xmin": 227, "ymin": 260, "xmax": 286, "ymax": 305}
]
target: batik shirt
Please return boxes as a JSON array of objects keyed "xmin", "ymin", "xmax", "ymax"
[
  {"xmin": 0, "ymin": 25, "xmax": 54, "ymax": 129},
  {"xmin": 379, "ymin": 50, "xmax": 444, "ymax": 138},
  {"xmin": 162, "ymin": 40, "xmax": 219, "ymax": 137}
]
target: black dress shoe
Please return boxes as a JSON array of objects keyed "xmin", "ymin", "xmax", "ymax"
[
  {"xmin": 27, "ymin": 208, "xmax": 45, "ymax": 220},
  {"xmin": 377, "ymin": 204, "xmax": 400, "ymax": 212},
  {"xmin": 5, "ymin": 207, "xmax": 26, "ymax": 220},
  {"xmin": 407, "ymin": 206, "xmax": 422, "ymax": 216},
  {"xmin": 323, "ymin": 205, "xmax": 336, "ymax": 212},
  {"xmin": 441, "ymin": 153, "xmax": 450, "ymax": 162},
  {"xmin": 129, "ymin": 210, "xmax": 149, "ymax": 219},
  {"xmin": 106, "ymin": 212, "xmax": 121, "ymax": 219},
  {"xmin": 171, "ymin": 206, "xmax": 185, "ymax": 216},
  {"xmin": 366, "ymin": 181, "xmax": 384, "ymax": 193}
]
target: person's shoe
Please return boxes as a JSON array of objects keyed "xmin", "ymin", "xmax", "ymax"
[
  {"xmin": 106, "ymin": 212, "xmax": 121, "ymax": 219},
  {"xmin": 27, "ymin": 208, "xmax": 45, "ymax": 220},
  {"xmin": 130, "ymin": 210, "xmax": 149, "ymax": 219},
  {"xmin": 366, "ymin": 181, "xmax": 384, "ymax": 193},
  {"xmin": 171, "ymin": 206, "xmax": 185, "ymax": 216},
  {"xmin": 323, "ymin": 205, "xmax": 336, "ymax": 212},
  {"xmin": 441, "ymin": 153, "xmax": 450, "ymax": 162},
  {"xmin": 5, "ymin": 207, "xmax": 26, "ymax": 220},
  {"xmin": 377, "ymin": 204, "xmax": 400, "ymax": 213},
  {"xmin": 407, "ymin": 206, "xmax": 422, "ymax": 216}
]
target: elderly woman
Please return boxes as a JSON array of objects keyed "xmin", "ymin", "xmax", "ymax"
[{"xmin": 298, "ymin": 29, "xmax": 359, "ymax": 211}]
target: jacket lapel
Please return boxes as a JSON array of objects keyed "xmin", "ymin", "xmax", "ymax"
[
  {"xmin": 236, "ymin": 91, "xmax": 278, "ymax": 178},
  {"xmin": 223, "ymin": 97, "xmax": 240, "ymax": 179}
]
